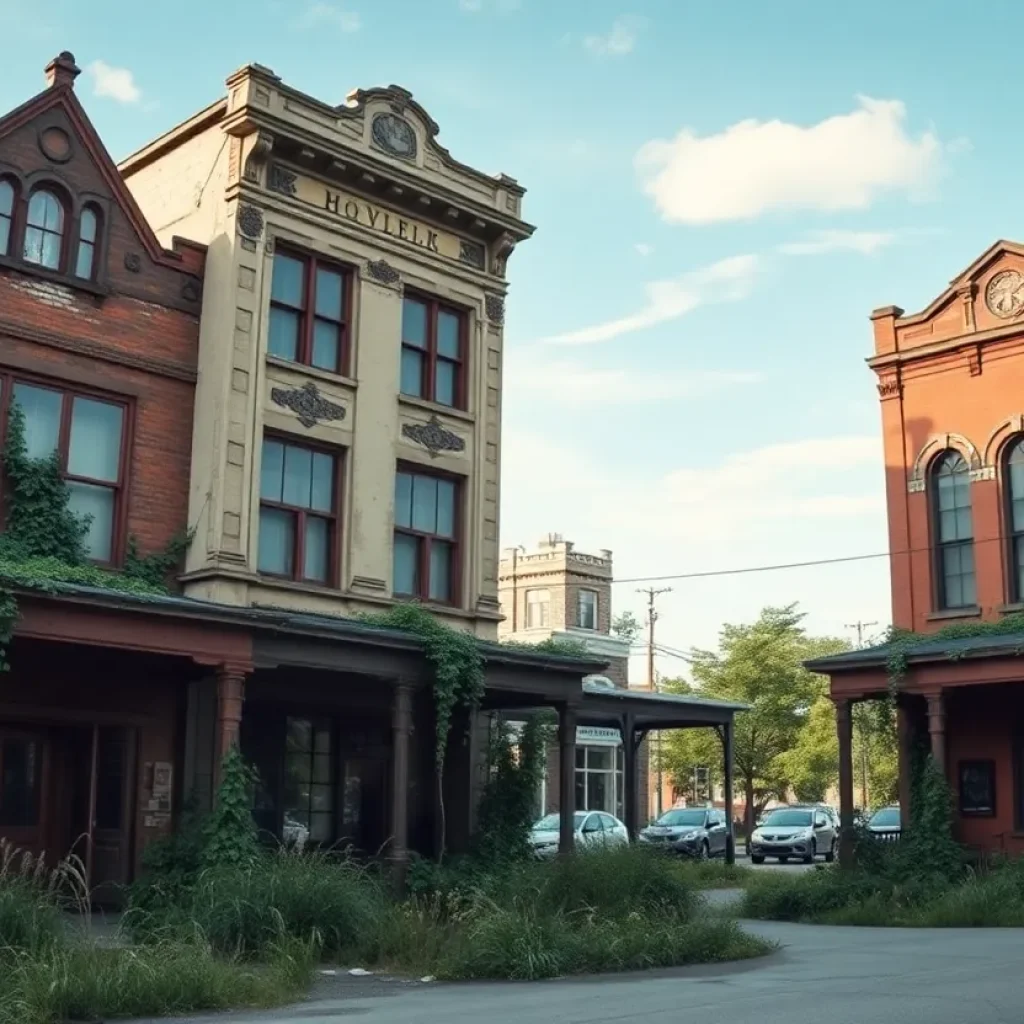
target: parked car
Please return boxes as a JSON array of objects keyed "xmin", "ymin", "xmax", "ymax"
[
  {"xmin": 638, "ymin": 807, "xmax": 731, "ymax": 859},
  {"xmin": 529, "ymin": 811, "xmax": 629, "ymax": 859},
  {"xmin": 867, "ymin": 804, "xmax": 902, "ymax": 841},
  {"xmin": 748, "ymin": 805, "xmax": 837, "ymax": 864}
]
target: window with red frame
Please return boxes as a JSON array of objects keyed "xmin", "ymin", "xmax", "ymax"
[
  {"xmin": 393, "ymin": 468, "xmax": 458, "ymax": 603},
  {"xmin": 268, "ymin": 250, "xmax": 350, "ymax": 375},
  {"xmin": 400, "ymin": 295, "xmax": 465, "ymax": 409},
  {"xmin": 0, "ymin": 376, "xmax": 126, "ymax": 563},
  {"xmin": 258, "ymin": 437, "xmax": 339, "ymax": 584}
]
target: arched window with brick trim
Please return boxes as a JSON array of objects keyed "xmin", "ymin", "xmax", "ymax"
[
  {"xmin": 0, "ymin": 178, "xmax": 14, "ymax": 257},
  {"xmin": 1005, "ymin": 438, "xmax": 1024, "ymax": 603},
  {"xmin": 75, "ymin": 204, "xmax": 100, "ymax": 280},
  {"xmin": 931, "ymin": 451, "xmax": 976, "ymax": 610}
]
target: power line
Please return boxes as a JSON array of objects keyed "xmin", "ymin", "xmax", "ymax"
[{"xmin": 845, "ymin": 620, "xmax": 879, "ymax": 648}]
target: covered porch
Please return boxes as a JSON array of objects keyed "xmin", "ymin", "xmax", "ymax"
[{"xmin": 807, "ymin": 631, "xmax": 1024, "ymax": 862}]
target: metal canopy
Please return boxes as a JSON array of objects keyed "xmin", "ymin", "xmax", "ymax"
[{"xmin": 577, "ymin": 680, "xmax": 748, "ymax": 731}]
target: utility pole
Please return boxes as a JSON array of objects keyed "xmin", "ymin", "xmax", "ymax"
[
  {"xmin": 845, "ymin": 621, "xmax": 877, "ymax": 812},
  {"xmin": 845, "ymin": 621, "xmax": 878, "ymax": 649},
  {"xmin": 637, "ymin": 586, "xmax": 672, "ymax": 819}
]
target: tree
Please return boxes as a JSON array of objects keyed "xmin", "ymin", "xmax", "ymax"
[
  {"xmin": 776, "ymin": 695, "xmax": 838, "ymax": 803},
  {"xmin": 611, "ymin": 611, "xmax": 642, "ymax": 646},
  {"xmin": 661, "ymin": 605, "xmax": 849, "ymax": 835}
]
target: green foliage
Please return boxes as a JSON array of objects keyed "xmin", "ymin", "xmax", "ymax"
[
  {"xmin": 611, "ymin": 610, "xmax": 642, "ymax": 646},
  {"xmin": 122, "ymin": 530, "xmax": 195, "ymax": 589},
  {"xmin": 473, "ymin": 716, "xmax": 552, "ymax": 863},
  {"xmin": 200, "ymin": 749, "xmax": 261, "ymax": 872}
]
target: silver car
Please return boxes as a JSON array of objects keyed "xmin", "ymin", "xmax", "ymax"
[
  {"xmin": 749, "ymin": 805, "xmax": 837, "ymax": 864},
  {"xmin": 529, "ymin": 811, "xmax": 630, "ymax": 859}
]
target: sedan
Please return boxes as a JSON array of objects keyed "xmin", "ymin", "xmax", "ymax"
[
  {"xmin": 749, "ymin": 805, "xmax": 837, "ymax": 864},
  {"xmin": 867, "ymin": 805, "xmax": 902, "ymax": 842},
  {"xmin": 529, "ymin": 811, "xmax": 629, "ymax": 859},
  {"xmin": 638, "ymin": 807, "xmax": 731, "ymax": 859}
]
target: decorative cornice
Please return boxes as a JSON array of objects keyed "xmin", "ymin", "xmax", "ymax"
[
  {"xmin": 270, "ymin": 381, "xmax": 346, "ymax": 429},
  {"xmin": 484, "ymin": 293, "xmax": 505, "ymax": 326},
  {"xmin": 243, "ymin": 130, "xmax": 275, "ymax": 183},
  {"xmin": 365, "ymin": 258, "xmax": 401, "ymax": 287},
  {"xmin": 401, "ymin": 414, "xmax": 464, "ymax": 457}
]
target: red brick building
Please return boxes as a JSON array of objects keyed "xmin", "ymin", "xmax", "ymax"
[{"xmin": 810, "ymin": 240, "xmax": 1024, "ymax": 858}]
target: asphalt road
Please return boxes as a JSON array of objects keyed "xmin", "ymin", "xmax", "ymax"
[{"xmin": 133, "ymin": 918, "xmax": 1024, "ymax": 1024}]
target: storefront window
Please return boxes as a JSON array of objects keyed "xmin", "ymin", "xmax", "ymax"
[
  {"xmin": 574, "ymin": 744, "xmax": 623, "ymax": 816},
  {"xmin": 283, "ymin": 717, "xmax": 335, "ymax": 844}
]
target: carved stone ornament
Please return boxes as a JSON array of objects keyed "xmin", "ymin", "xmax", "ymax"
[
  {"xmin": 181, "ymin": 279, "xmax": 202, "ymax": 303},
  {"xmin": 237, "ymin": 204, "xmax": 265, "ymax": 241},
  {"xmin": 402, "ymin": 415, "xmax": 465, "ymax": 457},
  {"xmin": 271, "ymin": 381, "xmax": 346, "ymax": 429},
  {"xmin": 459, "ymin": 239, "xmax": 485, "ymax": 270},
  {"xmin": 243, "ymin": 131, "xmax": 274, "ymax": 183},
  {"xmin": 491, "ymin": 232, "xmax": 516, "ymax": 276},
  {"xmin": 268, "ymin": 164, "xmax": 297, "ymax": 196},
  {"xmin": 876, "ymin": 377, "xmax": 901, "ymax": 399},
  {"xmin": 371, "ymin": 112, "xmax": 417, "ymax": 159},
  {"xmin": 366, "ymin": 259, "xmax": 401, "ymax": 286},
  {"xmin": 484, "ymin": 293, "xmax": 505, "ymax": 326},
  {"xmin": 985, "ymin": 269, "xmax": 1024, "ymax": 319},
  {"xmin": 123, "ymin": 252, "xmax": 142, "ymax": 273}
]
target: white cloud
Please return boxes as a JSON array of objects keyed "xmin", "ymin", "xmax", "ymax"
[
  {"xmin": 636, "ymin": 96, "xmax": 942, "ymax": 225},
  {"xmin": 778, "ymin": 229, "xmax": 899, "ymax": 256},
  {"xmin": 536, "ymin": 254, "xmax": 759, "ymax": 346},
  {"xmin": 504, "ymin": 358, "xmax": 759, "ymax": 406},
  {"xmin": 634, "ymin": 243, "xmax": 654, "ymax": 257},
  {"xmin": 86, "ymin": 61, "xmax": 141, "ymax": 105},
  {"xmin": 297, "ymin": 2, "xmax": 361, "ymax": 31},
  {"xmin": 584, "ymin": 15, "xmax": 644, "ymax": 56}
]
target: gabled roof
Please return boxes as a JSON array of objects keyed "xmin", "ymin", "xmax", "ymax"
[{"xmin": 0, "ymin": 52, "xmax": 191, "ymax": 271}]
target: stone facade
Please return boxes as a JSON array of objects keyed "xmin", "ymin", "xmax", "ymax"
[{"xmin": 119, "ymin": 64, "xmax": 533, "ymax": 638}]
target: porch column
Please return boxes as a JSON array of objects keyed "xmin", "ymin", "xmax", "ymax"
[
  {"xmin": 390, "ymin": 682, "xmax": 413, "ymax": 882},
  {"xmin": 835, "ymin": 697, "xmax": 855, "ymax": 866},
  {"xmin": 896, "ymin": 699, "xmax": 914, "ymax": 830},
  {"xmin": 722, "ymin": 719, "xmax": 736, "ymax": 865},
  {"xmin": 214, "ymin": 664, "xmax": 247, "ymax": 786},
  {"xmin": 620, "ymin": 713, "xmax": 639, "ymax": 840},
  {"xmin": 926, "ymin": 690, "xmax": 946, "ymax": 775},
  {"xmin": 558, "ymin": 704, "xmax": 577, "ymax": 855}
]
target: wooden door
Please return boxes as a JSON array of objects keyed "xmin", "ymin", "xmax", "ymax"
[
  {"xmin": 89, "ymin": 726, "xmax": 137, "ymax": 903},
  {"xmin": 0, "ymin": 727, "xmax": 48, "ymax": 858}
]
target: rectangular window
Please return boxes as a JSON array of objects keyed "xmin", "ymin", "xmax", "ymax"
[
  {"xmin": 400, "ymin": 295, "xmax": 466, "ymax": 409},
  {"xmin": 0, "ymin": 733, "xmax": 41, "ymax": 828},
  {"xmin": 959, "ymin": 759, "xmax": 996, "ymax": 817},
  {"xmin": 267, "ymin": 250, "xmax": 350, "ymax": 375},
  {"xmin": 258, "ymin": 437, "xmax": 338, "ymax": 584},
  {"xmin": 526, "ymin": 589, "xmax": 550, "ymax": 629},
  {"xmin": 577, "ymin": 589, "xmax": 598, "ymax": 630},
  {"xmin": 393, "ymin": 467, "xmax": 459, "ymax": 603},
  {"xmin": 2, "ymin": 378, "xmax": 126, "ymax": 563},
  {"xmin": 574, "ymin": 744, "xmax": 623, "ymax": 815},
  {"xmin": 283, "ymin": 717, "xmax": 335, "ymax": 844}
]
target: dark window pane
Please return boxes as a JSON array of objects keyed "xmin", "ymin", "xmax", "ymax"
[
  {"xmin": 268, "ymin": 307, "xmax": 301, "ymax": 361},
  {"xmin": 75, "ymin": 240, "xmax": 95, "ymax": 280},
  {"xmin": 437, "ymin": 311, "xmax": 460, "ymax": 359},
  {"xmin": 287, "ymin": 718, "xmax": 313, "ymax": 754},
  {"xmin": 315, "ymin": 268, "xmax": 343, "ymax": 320},
  {"xmin": 435, "ymin": 360, "xmax": 456, "ymax": 406},
  {"xmin": 429, "ymin": 540, "xmax": 452, "ymax": 602},
  {"xmin": 310, "ymin": 812, "xmax": 333, "ymax": 841},
  {"xmin": 258, "ymin": 507, "xmax": 295, "ymax": 575},
  {"xmin": 393, "ymin": 533, "xmax": 419, "ymax": 595},
  {"xmin": 0, "ymin": 181, "xmax": 11, "ymax": 256},
  {"xmin": 283, "ymin": 445, "xmax": 313, "ymax": 508},
  {"xmin": 67, "ymin": 482, "xmax": 115, "ymax": 561},
  {"xmin": 400, "ymin": 348, "xmax": 424, "ymax": 397},
  {"xmin": 271, "ymin": 254, "xmax": 305, "ymax": 307},
  {"xmin": 411, "ymin": 474, "xmax": 438, "ymax": 533},
  {"xmin": 314, "ymin": 726, "xmax": 331, "ymax": 755},
  {"xmin": 69, "ymin": 397, "xmax": 123, "ymax": 482},
  {"xmin": 80, "ymin": 208, "xmax": 98, "ymax": 244},
  {"xmin": 394, "ymin": 473, "xmax": 413, "ymax": 529},
  {"xmin": 436, "ymin": 479, "xmax": 455, "ymax": 537},
  {"xmin": 311, "ymin": 320, "xmax": 340, "ymax": 372},
  {"xmin": 95, "ymin": 729, "xmax": 124, "ymax": 830},
  {"xmin": 0, "ymin": 738, "xmax": 39, "ymax": 827},
  {"xmin": 402, "ymin": 298, "xmax": 427, "ymax": 348},
  {"xmin": 23, "ymin": 191, "xmax": 63, "ymax": 270},
  {"xmin": 955, "ymin": 508, "xmax": 972, "ymax": 540},
  {"xmin": 310, "ymin": 452, "xmax": 334, "ymax": 512},
  {"xmin": 303, "ymin": 516, "xmax": 329, "ymax": 582},
  {"xmin": 261, "ymin": 440, "xmax": 285, "ymax": 501},
  {"xmin": 11, "ymin": 383, "xmax": 61, "ymax": 459}
]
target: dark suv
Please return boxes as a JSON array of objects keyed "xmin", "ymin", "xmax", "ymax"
[{"xmin": 638, "ymin": 807, "xmax": 731, "ymax": 859}]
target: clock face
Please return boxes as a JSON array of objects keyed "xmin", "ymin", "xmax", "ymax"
[
  {"xmin": 985, "ymin": 269, "xmax": 1024, "ymax": 319},
  {"xmin": 372, "ymin": 114, "xmax": 417, "ymax": 159}
]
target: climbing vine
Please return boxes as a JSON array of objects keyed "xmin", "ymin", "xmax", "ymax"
[{"xmin": 0, "ymin": 404, "xmax": 192, "ymax": 669}]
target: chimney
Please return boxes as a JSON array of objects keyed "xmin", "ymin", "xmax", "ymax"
[{"xmin": 45, "ymin": 52, "xmax": 81, "ymax": 90}]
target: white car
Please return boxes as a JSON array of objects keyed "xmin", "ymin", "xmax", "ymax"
[{"xmin": 529, "ymin": 811, "xmax": 630, "ymax": 859}]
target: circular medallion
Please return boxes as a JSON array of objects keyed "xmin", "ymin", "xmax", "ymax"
[
  {"xmin": 985, "ymin": 269, "xmax": 1024, "ymax": 319},
  {"xmin": 38, "ymin": 126, "xmax": 72, "ymax": 164},
  {"xmin": 371, "ymin": 113, "xmax": 417, "ymax": 159}
]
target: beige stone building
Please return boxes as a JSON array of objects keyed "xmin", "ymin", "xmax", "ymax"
[{"xmin": 120, "ymin": 63, "xmax": 532, "ymax": 637}]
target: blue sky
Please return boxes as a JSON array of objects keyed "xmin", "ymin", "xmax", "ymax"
[{"xmin": 2, "ymin": 0, "xmax": 1018, "ymax": 676}]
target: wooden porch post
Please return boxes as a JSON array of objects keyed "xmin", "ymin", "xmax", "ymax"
[
  {"xmin": 835, "ymin": 697, "xmax": 855, "ymax": 866},
  {"xmin": 896, "ymin": 699, "xmax": 914, "ymax": 830},
  {"xmin": 390, "ymin": 682, "xmax": 413, "ymax": 885},
  {"xmin": 722, "ymin": 719, "xmax": 736, "ymax": 865},
  {"xmin": 214, "ymin": 664, "xmax": 247, "ymax": 787},
  {"xmin": 85, "ymin": 724, "xmax": 99, "ymax": 890},
  {"xmin": 620, "ymin": 712, "xmax": 638, "ymax": 840},
  {"xmin": 558, "ymin": 704, "xmax": 577, "ymax": 855},
  {"xmin": 926, "ymin": 690, "xmax": 946, "ymax": 775}
]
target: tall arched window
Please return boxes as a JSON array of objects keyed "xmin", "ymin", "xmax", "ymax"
[
  {"xmin": 932, "ymin": 451, "xmax": 976, "ymax": 609},
  {"xmin": 75, "ymin": 205, "xmax": 99, "ymax": 280},
  {"xmin": 1006, "ymin": 439, "xmax": 1024, "ymax": 603},
  {"xmin": 0, "ymin": 179, "xmax": 13, "ymax": 256},
  {"xmin": 23, "ymin": 189, "xmax": 64, "ymax": 270}
]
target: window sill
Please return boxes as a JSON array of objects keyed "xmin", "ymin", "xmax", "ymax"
[
  {"xmin": 398, "ymin": 393, "xmax": 475, "ymax": 424},
  {"xmin": 266, "ymin": 355, "xmax": 357, "ymax": 390},
  {"xmin": 254, "ymin": 575, "xmax": 341, "ymax": 598},
  {"xmin": 926, "ymin": 607, "xmax": 982, "ymax": 622},
  {"xmin": 0, "ymin": 254, "xmax": 110, "ymax": 298},
  {"xmin": 998, "ymin": 603, "xmax": 1024, "ymax": 615}
]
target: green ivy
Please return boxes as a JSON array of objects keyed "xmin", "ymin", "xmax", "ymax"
[
  {"xmin": 500, "ymin": 636, "xmax": 590, "ymax": 658},
  {"xmin": 200, "ymin": 748, "xmax": 261, "ymax": 871}
]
